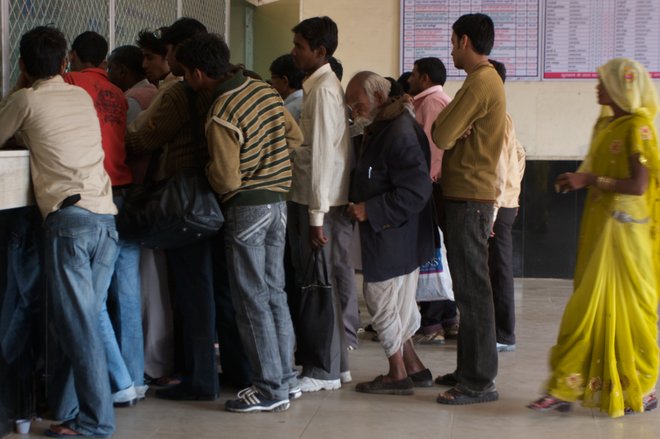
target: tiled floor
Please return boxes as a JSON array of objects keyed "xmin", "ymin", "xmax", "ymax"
[{"xmin": 8, "ymin": 278, "xmax": 660, "ymax": 438}]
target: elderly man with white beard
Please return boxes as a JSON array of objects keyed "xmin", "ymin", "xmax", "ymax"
[{"xmin": 345, "ymin": 71, "xmax": 436, "ymax": 395}]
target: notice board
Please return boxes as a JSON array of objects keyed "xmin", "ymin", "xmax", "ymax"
[{"xmin": 401, "ymin": 0, "xmax": 660, "ymax": 80}]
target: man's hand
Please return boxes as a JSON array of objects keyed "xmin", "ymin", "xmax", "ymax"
[
  {"xmin": 310, "ymin": 225, "xmax": 328, "ymax": 249},
  {"xmin": 346, "ymin": 202, "xmax": 368, "ymax": 222},
  {"xmin": 459, "ymin": 126, "xmax": 473, "ymax": 140}
]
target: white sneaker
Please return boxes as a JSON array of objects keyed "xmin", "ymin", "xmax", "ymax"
[
  {"xmin": 496, "ymin": 342, "xmax": 516, "ymax": 352},
  {"xmin": 340, "ymin": 371, "xmax": 352, "ymax": 384},
  {"xmin": 288, "ymin": 384, "xmax": 302, "ymax": 400},
  {"xmin": 113, "ymin": 385, "xmax": 138, "ymax": 407},
  {"xmin": 135, "ymin": 385, "xmax": 149, "ymax": 399},
  {"xmin": 299, "ymin": 376, "xmax": 341, "ymax": 392}
]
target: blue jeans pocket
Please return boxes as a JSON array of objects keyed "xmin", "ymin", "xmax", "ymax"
[{"xmin": 231, "ymin": 206, "xmax": 273, "ymax": 246}]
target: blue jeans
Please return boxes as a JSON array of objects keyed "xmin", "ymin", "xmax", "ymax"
[
  {"xmin": 44, "ymin": 206, "xmax": 118, "ymax": 437},
  {"xmin": 442, "ymin": 200, "xmax": 498, "ymax": 394},
  {"xmin": 106, "ymin": 195, "xmax": 144, "ymax": 388},
  {"xmin": 224, "ymin": 202, "xmax": 296, "ymax": 400}
]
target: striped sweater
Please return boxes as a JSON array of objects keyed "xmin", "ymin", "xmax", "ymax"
[{"xmin": 205, "ymin": 71, "xmax": 301, "ymax": 205}]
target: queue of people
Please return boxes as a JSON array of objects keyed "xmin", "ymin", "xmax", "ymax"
[{"xmin": 0, "ymin": 9, "xmax": 657, "ymax": 438}]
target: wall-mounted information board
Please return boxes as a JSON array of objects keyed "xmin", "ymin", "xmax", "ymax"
[{"xmin": 401, "ymin": 0, "xmax": 660, "ymax": 80}]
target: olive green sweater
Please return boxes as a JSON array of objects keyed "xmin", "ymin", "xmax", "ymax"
[{"xmin": 432, "ymin": 64, "xmax": 506, "ymax": 202}]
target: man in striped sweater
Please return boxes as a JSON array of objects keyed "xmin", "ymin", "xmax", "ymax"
[{"xmin": 176, "ymin": 33, "xmax": 304, "ymax": 413}]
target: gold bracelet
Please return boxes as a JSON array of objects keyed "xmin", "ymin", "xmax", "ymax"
[{"xmin": 596, "ymin": 176, "xmax": 616, "ymax": 191}]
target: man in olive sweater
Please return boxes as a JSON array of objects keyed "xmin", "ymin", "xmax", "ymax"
[{"xmin": 431, "ymin": 13, "xmax": 506, "ymax": 405}]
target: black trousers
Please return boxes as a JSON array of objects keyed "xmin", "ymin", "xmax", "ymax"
[{"xmin": 488, "ymin": 207, "xmax": 517, "ymax": 345}]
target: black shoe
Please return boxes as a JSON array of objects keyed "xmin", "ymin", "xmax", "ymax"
[
  {"xmin": 355, "ymin": 375, "xmax": 414, "ymax": 395},
  {"xmin": 155, "ymin": 385, "xmax": 218, "ymax": 401},
  {"xmin": 408, "ymin": 368, "xmax": 433, "ymax": 387}
]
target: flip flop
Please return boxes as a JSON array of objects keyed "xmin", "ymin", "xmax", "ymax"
[
  {"xmin": 436, "ymin": 387, "xmax": 499, "ymax": 405},
  {"xmin": 45, "ymin": 424, "xmax": 83, "ymax": 437}
]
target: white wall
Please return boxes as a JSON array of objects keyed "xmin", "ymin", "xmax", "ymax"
[{"xmin": 300, "ymin": 0, "xmax": 660, "ymax": 160}]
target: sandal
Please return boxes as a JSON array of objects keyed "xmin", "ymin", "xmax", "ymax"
[
  {"xmin": 412, "ymin": 330, "xmax": 445, "ymax": 345},
  {"xmin": 45, "ymin": 423, "xmax": 84, "ymax": 437},
  {"xmin": 624, "ymin": 392, "xmax": 658, "ymax": 415},
  {"xmin": 434, "ymin": 372, "xmax": 458, "ymax": 387},
  {"xmin": 527, "ymin": 395, "xmax": 572, "ymax": 413},
  {"xmin": 436, "ymin": 387, "xmax": 499, "ymax": 405}
]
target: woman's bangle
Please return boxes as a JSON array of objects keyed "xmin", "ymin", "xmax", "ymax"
[{"xmin": 595, "ymin": 176, "xmax": 616, "ymax": 191}]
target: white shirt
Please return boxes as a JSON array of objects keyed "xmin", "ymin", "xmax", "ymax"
[
  {"xmin": 0, "ymin": 76, "xmax": 116, "ymax": 218},
  {"xmin": 289, "ymin": 63, "xmax": 351, "ymax": 226},
  {"xmin": 495, "ymin": 113, "xmax": 526, "ymax": 208}
]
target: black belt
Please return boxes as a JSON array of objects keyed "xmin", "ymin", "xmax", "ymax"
[{"xmin": 60, "ymin": 194, "xmax": 81, "ymax": 209}]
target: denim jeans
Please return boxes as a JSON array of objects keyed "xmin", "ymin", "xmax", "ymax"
[
  {"xmin": 44, "ymin": 206, "xmax": 118, "ymax": 437},
  {"xmin": 224, "ymin": 201, "xmax": 296, "ymax": 400},
  {"xmin": 212, "ymin": 229, "xmax": 252, "ymax": 389},
  {"xmin": 107, "ymin": 195, "xmax": 144, "ymax": 387},
  {"xmin": 442, "ymin": 200, "xmax": 498, "ymax": 394}
]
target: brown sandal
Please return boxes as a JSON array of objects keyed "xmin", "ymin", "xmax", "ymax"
[{"xmin": 527, "ymin": 395, "xmax": 572, "ymax": 413}]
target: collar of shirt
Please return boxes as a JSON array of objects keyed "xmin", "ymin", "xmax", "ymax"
[
  {"xmin": 302, "ymin": 63, "xmax": 333, "ymax": 94},
  {"xmin": 159, "ymin": 72, "xmax": 181, "ymax": 88},
  {"xmin": 213, "ymin": 69, "xmax": 248, "ymax": 98},
  {"xmin": 284, "ymin": 88, "xmax": 303, "ymax": 105},
  {"xmin": 79, "ymin": 67, "xmax": 110, "ymax": 80},
  {"xmin": 131, "ymin": 78, "xmax": 153, "ymax": 89},
  {"xmin": 413, "ymin": 84, "xmax": 447, "ymax": 102},
  {"xmin": 31, "ymin": 75, "xmax": 65, "ymax": 90}
]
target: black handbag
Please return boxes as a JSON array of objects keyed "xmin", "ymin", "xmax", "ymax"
[
  {"xmin": 116, "ymin": 168, "xmax": 224, "ymax": 249},
  {"xmin": 295, "ymin": 250, "xmax": 335, "ymax": 373}
]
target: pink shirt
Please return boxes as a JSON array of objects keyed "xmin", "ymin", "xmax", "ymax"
[{"xmin": 412, "ymin": 85, "xmax": 452, "ymax": 180}]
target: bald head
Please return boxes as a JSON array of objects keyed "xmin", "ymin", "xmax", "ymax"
[{"xmin": 345, "ymin": 71, "xmax": 391, "ymax": 127}]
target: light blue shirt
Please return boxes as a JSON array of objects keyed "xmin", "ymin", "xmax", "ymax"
[{"xmin": 284, "ymin": 89, "xmax": 303, "ymax": 123}]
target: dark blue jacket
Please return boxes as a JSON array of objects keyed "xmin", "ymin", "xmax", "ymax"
[{"xmin": 349, "ymin": 100, "xmax": 434, "ymax": 282}]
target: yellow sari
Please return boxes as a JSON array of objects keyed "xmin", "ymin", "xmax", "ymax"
[{"xmin": 546, "ymin": 111, "xmax": 660, "ymax": 417}]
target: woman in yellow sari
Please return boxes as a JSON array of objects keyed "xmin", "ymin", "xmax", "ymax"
[{"xmin": 528, "ymin": 58, "xmax": 660, "ymax": 418}]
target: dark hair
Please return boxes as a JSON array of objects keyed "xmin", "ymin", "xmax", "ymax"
[
  {"xmin": 292, "ymin": 16, "xmax": 338, "ymax": 57},
  {"xmin": 452, "ymin": 13, "xmax": 495, "ymax": 55},
  {"xmin": 385, "ymin": 77, "xmax": 404, "ymax": 97},
  {"xmin": 270, "ymin": 54, "xmax": 304, "ymax": 90},
  {"xmin": 136, "ymin": 29, "xmax": 167, "ymax": 56},
  {"xmin": 160, "ymin": 17, "xmax": 207, "ymax": 47},
  {"xmin": 397, "ymin": 71, "xmax": 411, "ymax": 93},
  {"xmin": 19, "ymin": 26, "xmax": 67, "ymax": 79},
  {"xmin": 71, "ymin": 31, "xmax": 109, "ymax": 66},
  {"xmin": 489, "ymin": 59, "xmax": 506, "ymax": 83},
  {"xmin": 414, "ymin": 57, "xmax": 447, "ymax": 86},
  {"xmin": 328, "ymin": 56, "xmax": 343, "ymax": 81},
  {"xmin": 175, "ymin": 33, "xmax": 231, "ymax": 79},
  {"xmin": 109, "ymin": 45, "xmax": 146, "ymax": 77}
]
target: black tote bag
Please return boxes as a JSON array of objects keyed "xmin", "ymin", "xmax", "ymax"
[{"xmin": 295, "ymin": 250, "xmax": 335, "ymax": 373}]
